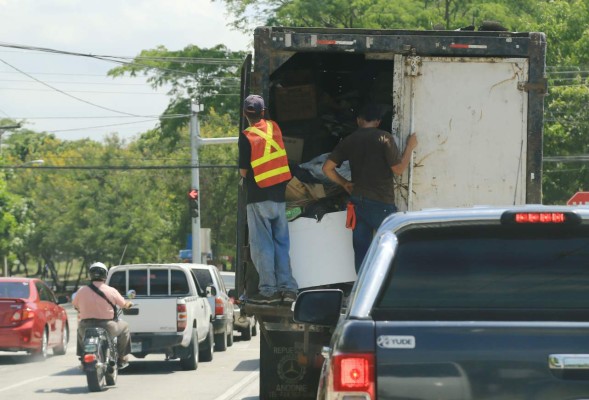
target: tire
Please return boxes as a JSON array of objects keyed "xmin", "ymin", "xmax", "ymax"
[
  {"xmin": 53, "ymin": 324, "xmax": 69, "ymax": 356},
  {"xmin": 227, "ymin": 324, "xmax": 234, "ymax": 347},
  {"xmin": 214, "ymin": 330, "xmax": 228, "ymax": 352},
  {"xmin": 86, "ymin": 369, "xmax": 105, "ymax": 392},
  {"xmin": 199, "ymin": 324, "xmax": 214, "ymax": 362},
  {"xmin": 86, "ymin": 345, "xmax": 106, "ymax": 392},
  {"xmin": 252, "ymin": 321, "xmax": 258, "ymax": 337},
  {"xmin": 242, "ymin": 322, "xmax": 252, "ymax": 341},
  {"xmin": 104, "ymin": 345, "xmax": 117, "ymax": 386},
  {"xmin": 32, "ymin": 327, "xmax": 49, "ymax": 360},
  {"xmin": 180, "ymin": 330, "xmax": 199, "ymax": 371}
]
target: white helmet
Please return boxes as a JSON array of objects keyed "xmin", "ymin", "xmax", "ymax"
[{"xmin": 89, "ymin": 262, "xmax": 108, "ymax": 281}]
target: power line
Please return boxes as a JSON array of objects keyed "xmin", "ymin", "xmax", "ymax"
[
  {"xmin": 0, "ymin": 164, "xmax": 238, "ymax": 170},
  {"xmin": 1, "ymin": 87, "xmax": 169, "ymax": 95},
  {"xmin": 0, "ymin": 57, "xmax": 146, "ymax": 117}
]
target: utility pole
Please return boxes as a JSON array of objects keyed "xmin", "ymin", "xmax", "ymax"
[
  {"xmin": 0, "ymin": 123, "xmax": 21, "ymax": 155},
  {"xmin": 189, "ymin": 99, "xmax": 238, "ymax": 264},
  {"xmin": 190, "ymin": 100, "xmax": 203, "ymax": 263}
]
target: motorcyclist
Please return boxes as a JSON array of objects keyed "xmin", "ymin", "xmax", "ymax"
[{"xmin": 72, "ymin": 262, "xmax": 132, "ymax": 367}]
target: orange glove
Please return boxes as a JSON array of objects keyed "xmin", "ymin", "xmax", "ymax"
[{"xmin": 346, "ymin": 202, "xmax": 356, "ymax": 230}]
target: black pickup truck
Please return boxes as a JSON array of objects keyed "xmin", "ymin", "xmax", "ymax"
[{"xmin": 294, "ymin": 206, "xmax": 589, "ymax": 400}]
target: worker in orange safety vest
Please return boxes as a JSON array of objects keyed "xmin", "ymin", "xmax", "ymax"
[{"xmin": 238, "ymin": 94, "xmax": 298, "ymax": 305}]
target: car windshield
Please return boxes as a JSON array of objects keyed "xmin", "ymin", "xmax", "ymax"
[
  {"xmin": 220, "ymin": 273, "xmax": 235, "ymax": 290},
  {"xmin": 0, "ymin": 282, "xmax": 30, "ymax": 299},
  {"xmin": 375, "ymin": 224, "xmax": 589, "ymax": 320}
]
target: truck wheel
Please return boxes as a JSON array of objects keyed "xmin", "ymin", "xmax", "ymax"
[
  {"xmin": 179, "ymin": 330, "xmax": 199, "ymax": 371},
  {"xmin": 227, "ymin": 325, "xmax": 234, "ymax": 347},
  {"xmin": 199, "ymin": 324, "xmax": 214, "ymax": 362},
  {"xmin": 214, "ymin": 330, "xmax": 228, "ymax": 352},
  {"xmin": 242, "ymin": 322, "xmax": 252, "ymax": 341}
]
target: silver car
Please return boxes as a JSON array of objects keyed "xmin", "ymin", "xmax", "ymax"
[{"xmin": 220, "ymin": 271, "xmax": 257, "ymax": 340}]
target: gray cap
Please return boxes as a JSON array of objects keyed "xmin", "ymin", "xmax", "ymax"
[{"xmin": 244, "ymin": 95, "xmax": 265, "ymax": 115}]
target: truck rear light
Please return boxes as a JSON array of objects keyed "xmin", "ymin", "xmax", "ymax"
[
  {"xmin": 215, "ymin": 297, "xmax": 224, "ymax": 315},
  {"xmin": 331, "ymin": 353, "xmax": 375, "ymax": 399},
  {"xmin": 177, "ymin": 304, "xmax": 187, "ymax": 332},
  {"xmin": 501, "ymin": 211, "xmax": 580, "ymax": 225},
  {"xmin": 515, "ymin": 212, "xmax": 565, "ymax": 223}
]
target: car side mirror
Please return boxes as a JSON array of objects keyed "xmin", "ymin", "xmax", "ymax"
[
  {"xmin": 207, "ymin": 284, "xmax": 217, "ymax": 297},
  {"xmin": 293, "ymin": 289, "xmax": 343, "ymax": 327},
  {"xmin": 57, "ymin": 295, "xmax": 69, "ymax": 305}
]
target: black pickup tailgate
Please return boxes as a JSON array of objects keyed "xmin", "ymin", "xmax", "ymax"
[
  {"xmin": 375, "ymin": 322, "xmax": 589, "ymax": 399},
  {"xmin": 371, "ymin": 220, "xmax": 589, "ymax": 400}
]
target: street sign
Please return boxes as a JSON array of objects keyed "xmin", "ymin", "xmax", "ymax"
[{"xmin": 567, "ymin": 191, "xmax": 589, "ymax": 206}]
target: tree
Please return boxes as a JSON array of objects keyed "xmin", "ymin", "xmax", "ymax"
[
  {"xmin": 108, "ymin": 45, "xmax": 246, "ymax": 145},
  {"xmin": 197, "ymin": 111, "xmax": 240, "ymax": 258},
  {"xmin": 215, "ymin": 0, "xmax": 539, "ymax": 31}
]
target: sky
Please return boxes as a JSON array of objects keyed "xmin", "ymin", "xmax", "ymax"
[{"xmin": 0, "ymin": 0, "xmax": 251, "ymax": 141}]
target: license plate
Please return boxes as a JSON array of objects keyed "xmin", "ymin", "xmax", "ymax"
[{"xmin": 131, "ymin": 341, "xmax": 142, "ymax": 353}]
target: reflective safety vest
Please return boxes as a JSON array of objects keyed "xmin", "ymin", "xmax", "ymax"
[{"xmin": 244, "ymin": 119, "xmax": 292, "ymax": 188}]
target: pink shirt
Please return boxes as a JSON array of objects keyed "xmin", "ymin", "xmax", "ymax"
[{"xmin": 72, "ymin": 282, "xmax": 126, "ymax": 320}]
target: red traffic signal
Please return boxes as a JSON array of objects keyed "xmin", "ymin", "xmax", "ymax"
[{"xmin": 188, "ymin": 189, "xmax": 199, "ymax": 200}]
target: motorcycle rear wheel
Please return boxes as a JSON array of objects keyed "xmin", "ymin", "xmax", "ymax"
[{"xmin": 86, "ymin": 368, "xmax": 105, "ymax": 392}]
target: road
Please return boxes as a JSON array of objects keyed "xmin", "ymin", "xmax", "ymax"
[{"xmin": 0, "ymin": 305, "xmax": 261, "ymax": 400}]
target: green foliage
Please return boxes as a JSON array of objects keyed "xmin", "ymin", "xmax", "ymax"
[
  {"xmin": 217, "ymin": 0, "xmax": 540, "ymax": 31},
  {"xmin": 198, "ymin": 111, "xmax": 240, "ymax": 257},
  {"xmin": 108, "ymin": 44, "xmax": 245, "ymax": 145}
]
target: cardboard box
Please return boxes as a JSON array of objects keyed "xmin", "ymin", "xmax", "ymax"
[
  {"xmin": 282, "ymin": 136, "xmax": 304, "ymax": 163},
  {"xmin": 274, "ymin": 84, "xmax": 317, "ymax": 122}
]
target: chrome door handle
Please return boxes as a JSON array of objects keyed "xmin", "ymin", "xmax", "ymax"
[{"xmin": 549, "ymin": 354, "xmax": 589, "ymax": 370}]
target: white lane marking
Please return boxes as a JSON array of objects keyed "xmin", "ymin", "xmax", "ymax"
[
  {"xmin": 0, "ymin": 375, "xmax": 47, "ymax": 393},
  {"xmin": 214, "ymin": 370, "xmax": 259, "ymax": 400}
]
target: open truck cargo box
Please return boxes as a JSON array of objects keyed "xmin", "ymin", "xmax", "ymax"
[{"xmin": 236, "ymin": 26, "xmax": 546, "ymax": 400}]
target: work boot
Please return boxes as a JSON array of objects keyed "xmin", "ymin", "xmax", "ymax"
[
  {"xmin": 281, "ymin": 291, "xmax": 297, "ymax": 304},
  {"xmin": 248, "ymin": 292, "xmax": 282, "ymax": 305}
]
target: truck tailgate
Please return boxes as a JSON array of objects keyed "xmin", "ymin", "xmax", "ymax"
[
  {"xmin": 124, "ymin": 298, "xmax": 178, "ymax": 334},
  {"xmin": 376, "ymin": 322, "xmax": 589, "ymax": 400}
]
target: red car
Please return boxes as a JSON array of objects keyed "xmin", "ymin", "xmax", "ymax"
[{"xmin": 0, "ymin": 277, "xmax": 69, "ymax": 359}]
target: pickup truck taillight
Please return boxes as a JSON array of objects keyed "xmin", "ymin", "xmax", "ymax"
[
  {"xmin": 177, "ymin": 304, "xmax": 187, "ymax": 332},
  {"xmin": 329, "ymin": 353, "xmax": 375, "ymax": 400},
  {"xmin": 215, "ymin": 297, "xmax": 224, "ymax": 315}
]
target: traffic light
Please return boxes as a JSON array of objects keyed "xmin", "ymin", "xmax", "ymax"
[{"xmin": 188, "ymin": 189, "xmax": 199, "ymax": 218}]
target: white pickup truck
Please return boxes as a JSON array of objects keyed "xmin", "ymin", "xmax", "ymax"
[{"xmin": 106, "ymin": 263, "xmax": 214, "ymax": 370}]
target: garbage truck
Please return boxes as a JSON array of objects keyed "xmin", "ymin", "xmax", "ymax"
[{"xmin": 235, "ymin": 25, "xmax": 546, "ymax": 399}]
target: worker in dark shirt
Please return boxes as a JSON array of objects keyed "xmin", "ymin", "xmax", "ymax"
[
  {"xmin": 323, "ymin": 103, "xmax": 417, "ymax": 272},
  {"xmin": 238, "ymin": 94, "xmax": 298, "ymax": 305}
]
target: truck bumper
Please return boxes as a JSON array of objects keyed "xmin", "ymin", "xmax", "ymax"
[
  {"xmin": 129, "ymin": 332, "xmax": 184, "ymax": 355},
  {"xmin": 212, "ymin": 317, "xmax": 230, "ymax": 335}
]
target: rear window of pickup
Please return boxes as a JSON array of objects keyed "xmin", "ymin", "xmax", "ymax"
[
  {"xmin": 373, "ymin": 224, "xmax": 589, "ymax": 321},
  {"xmin": 110, "ymin": 268, "xmax": 191, "ymax": 296}
]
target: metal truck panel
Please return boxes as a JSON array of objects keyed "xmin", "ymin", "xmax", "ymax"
[
  {"xmin": 123, "ymin": 297, "xmax": 179, "ymax": 334},
  {"xmin": 394, "ymin": 56, "xmax": 529, "ymax": 210}
]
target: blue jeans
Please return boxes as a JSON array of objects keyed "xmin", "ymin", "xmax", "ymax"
[
  {"xmin": 246, "ymin": 201, "xmax": 298, "ymax": 297},
  {"xmin": 350, "ymin": 195, "xmax": 397, "ymax": 273}
]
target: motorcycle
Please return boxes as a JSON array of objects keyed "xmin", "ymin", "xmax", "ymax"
[{"xmin": 80, "ymin": 299, "xmax": 138, "ymax": 392}]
